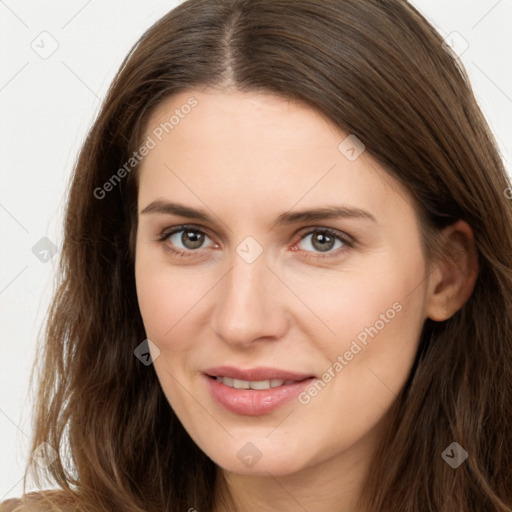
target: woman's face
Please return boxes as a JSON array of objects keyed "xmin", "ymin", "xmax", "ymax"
[{"xmin": 134, "ymin": 88, "xmax": 431, "ymax": 476}]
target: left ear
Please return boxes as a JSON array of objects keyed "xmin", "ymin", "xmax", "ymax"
[{"xmin": 425, "ymin": 220, "xmax": 479, "ymax": 322}]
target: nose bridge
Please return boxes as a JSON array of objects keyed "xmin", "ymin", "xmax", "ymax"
[{"xmin": 212, "ymin": 242, "xmax": 286, "ymax": 345}]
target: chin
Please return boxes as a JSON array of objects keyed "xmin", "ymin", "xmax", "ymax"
[
  {"xmin": 217, "ymin": 455, "xmax": 304, "ymax": 477},
  {"xmin": 200, "ymin": 435, "xmax": 314, "ymax": 477}
]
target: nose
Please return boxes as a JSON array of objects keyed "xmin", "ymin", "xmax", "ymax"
[{"xmin": 211, "ymin": 248, "xmax": 289, "ymax": 349}]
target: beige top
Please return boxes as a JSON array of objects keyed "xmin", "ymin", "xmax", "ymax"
[
  {"xmin": 0, "ymin": 491, "xmax": 75, "ymax": 512},
  {"xmin": 0, "ymin": 499, "xmax": 27, "ymax": 512}
]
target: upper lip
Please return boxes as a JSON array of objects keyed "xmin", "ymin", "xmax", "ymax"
[{"xmin": 204, "ymin": 366, "xmax": 315, "ymax": 381}]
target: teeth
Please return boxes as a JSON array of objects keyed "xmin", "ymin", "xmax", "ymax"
[
  {"xmin": 222, "ymin": 377, "xmax": 234, "ymax": 387},
  {"xmin": 233, "ymin": 378, "xmax": 250, "ymax": 389},
  {"xmin": 216, "ymin": 377, "xmax": 286, "ymax": 389}
]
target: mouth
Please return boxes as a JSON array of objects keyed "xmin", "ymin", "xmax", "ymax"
[
  {"xmin": 209, "ymin": 376, "xmax": 305, "ymax": 390},
  {"xmin": 204, "ymin": 365, "xmax": 315, "ymax": 382},
  {"xmin": 203, "ymin": 366, "xmax": 317, "ymax": 415}
]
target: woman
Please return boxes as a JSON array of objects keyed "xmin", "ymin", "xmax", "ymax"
[{"xmin": 2, "ymin": 0, "xmax": 511, "ymax": 511}]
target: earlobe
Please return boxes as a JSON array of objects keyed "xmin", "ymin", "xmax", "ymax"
[{"xmin": 425, "ymin": 220, "xmax": 479, "ymax": 322}]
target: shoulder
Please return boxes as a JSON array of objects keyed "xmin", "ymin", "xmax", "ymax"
[
  {"xmin": 0, "ymin": 498, "xmax": 29, "ymax": 512},
  {"xmin": 0, "ymin": 490, "xmax": 77, "ymax": 512},
  {"xmin": 0, "ymin": 498, "xmax": 19, "ymax": 512},
  {"xmin": 0, "ymin": 498, "xmax": 27, "ymax": 512}
]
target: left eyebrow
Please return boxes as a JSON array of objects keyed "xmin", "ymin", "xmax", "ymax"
[
  {"xmin": 274, "ymin": 206, "xmax": 377, "ymax": 225},
  {"xmin": 139, "ymin": 199, "xmax": 377, "ymax": 225}
]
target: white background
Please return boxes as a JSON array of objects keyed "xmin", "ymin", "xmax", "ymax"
[{"xmin": 1, "ymin": 0, "xmax": 511, "ymax": 500}]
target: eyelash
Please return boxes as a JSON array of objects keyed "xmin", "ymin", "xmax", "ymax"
[{"xmin": 157, "ymin": 224, "xmax": 354, "ymax": 260}]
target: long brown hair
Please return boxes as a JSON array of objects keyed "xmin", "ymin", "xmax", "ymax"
[{"xmin": 7, "ymin": 0, "xmax": 512, "ymax": 510}]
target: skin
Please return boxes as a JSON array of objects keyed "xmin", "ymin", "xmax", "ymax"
[{"xmin": 134, "ymin": 88, "xmax": 478, "ymax": 512}]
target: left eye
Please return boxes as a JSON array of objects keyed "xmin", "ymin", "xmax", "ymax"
[{"xmin": 295, "ymin": 229, "xmax": 350, "ymax": 255}]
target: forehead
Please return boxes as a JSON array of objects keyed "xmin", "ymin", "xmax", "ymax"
[
  {"xmin": 143, "ymin": 88, "xmax": 342, "ymax": 152},
  {"xmin": 137, "ymin": 88, "xmax": 414, "ymax": 224}
]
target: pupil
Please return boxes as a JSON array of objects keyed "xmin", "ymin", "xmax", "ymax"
[
  {"xmin": 183, "ymin": 230, "xmax": 204, "ymax": 249},
  {"xmin": 313, "ymin": 233, "xmax": 334, "ymax": 252}
]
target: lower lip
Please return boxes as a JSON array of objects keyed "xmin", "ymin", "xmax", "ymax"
[{"xmin": 204, "ymin": 375, "xmax": 316, "ymax": 416}]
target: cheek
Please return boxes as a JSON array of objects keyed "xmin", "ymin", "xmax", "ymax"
[
  {"xmin": 296, "ymin": 240, "xmax": 427, "ymax": 412},
  {"xmin": 315, "ymin": 257, "xmax": 426, "ymax": 412},
  {"xmin": 291, "ymin": 247, "xmax": 425, "ymax": 357},
  {"xmin": 135, "ymin": 250, "xmax": 215, "ymax": 351},
  {"xmin": 135, "ymin": 245, "xmax": 180, "ymax": 340},
  {"xmin": 295, "ymin": 275, "xmax": 425, "ymax": 462},
  {"xmin": 339, "ymin": 273, "xmax": 422, "ymax": 354},
  {"xmin": 134, "ymin": 255, "xmax": 202, "ymax": 408}
]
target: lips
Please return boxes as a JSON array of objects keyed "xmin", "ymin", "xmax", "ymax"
[{"xmin": 203, "ymin": 366, "xmax": 316, "ymax": 415}]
